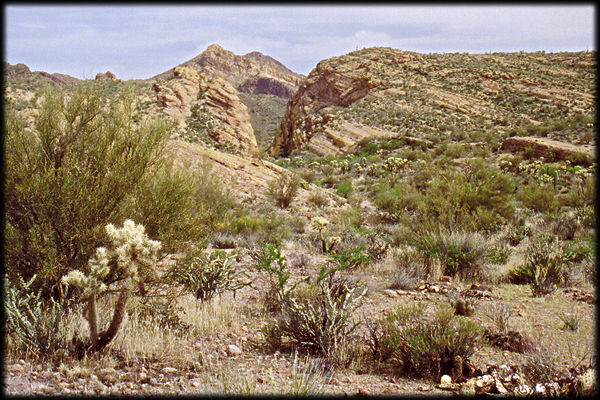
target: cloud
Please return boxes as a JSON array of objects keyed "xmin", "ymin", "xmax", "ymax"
[{"xmin": 5, "ymin": 5, "xmax": 595, "ymax": 79}]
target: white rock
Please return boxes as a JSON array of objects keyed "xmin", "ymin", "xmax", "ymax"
[
  {"xmin": 384, "ymin": 289, "xmax": 399, "ymax": 298},
  {"xmin": 162, "ymin": 367, "xmax": 178, "ymax": 374},
  {"xmin": 440, "ymin": 375, "xmax": 452, "ymax": 385},
  {"xmin": 226, "ymin": 344, "xmax": 243, "ymax": 356},
  {"xmin": 535, "ymin": 383, "xmax": 546, "ymax": 394}
]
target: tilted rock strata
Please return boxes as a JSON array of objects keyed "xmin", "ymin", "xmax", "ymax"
[
  {"xmin": 152, "ymin": 44, "xmax": 303, "ymax": 99},
  {"xmin": 269, "ymin": 47, "xmax": 595, "ymax": 157},
  {"xmin": 153, "ymin": 66, "xmax": 257, "ymax": 155},
  {"xmin": 501, "ymin": 136, "xmax": 594, "ymax": 165}
]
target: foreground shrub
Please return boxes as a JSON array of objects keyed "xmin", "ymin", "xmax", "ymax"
[
  {"xmin": 276, "ymin": 270, "xmax": 367, "ymax": 364},
  {"xmin": 164, "ymin": 250, "xmax": 250, "ymax": 302},
  {"xmin": 367, "ymin": 304, "xmax": 482, "ymax": 380},
  {"xmin": 4, "ymin": 83, "xmax": 171, "ymax": 295},
  {"xmin": 416, "ymin": 230, "xmax": 489, "ymax": 280},
  {"xmin": 4, "ymin": 275, "xmax": 68, "ymax": 356},
  {"xmin": 129, "ymin": 160, "xmax": 236, "ymax": 253}
]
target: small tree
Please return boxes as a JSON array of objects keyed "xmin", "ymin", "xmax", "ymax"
[{"xmin": 61, "ymin": 220, "xmax": 161, "ymax": 353}]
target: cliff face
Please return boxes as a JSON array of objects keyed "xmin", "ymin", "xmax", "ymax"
[
  {"xmin": 152, "ymin": 44, "xmax": 303, "ymax": 99},
  {"xmin": 269, "ymin": 47, "xmax": 595, "ymax": 157},
  {"xmin": 153, "ymin": 66, "xmax": 257, "ymax": 155}
]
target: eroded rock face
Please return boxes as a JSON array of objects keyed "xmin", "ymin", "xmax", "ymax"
[
  {"xmin": 152, "ymin": 44, "xmax": 303, "ymax": 99},
  {"xmin": 4, "ymin": 61, "xmax": 80, "ymax": 86},
  {"xmin": 153, "ymin": 66, "xmax": 257, "ymax": 155},
  {"xmin": 95, "ymin": 71, "xmax": 118, "ymax": 80},
  {"xmin": 270, "ymin": 49, "xmax": 417, "ymax": 156},
  {"xmin": 237, "ymin": 76, "xmax": 296, "ymax": 98},
  {"xmin": 500, "ymin": 136, "xmax": 594, "ymax": 165}
]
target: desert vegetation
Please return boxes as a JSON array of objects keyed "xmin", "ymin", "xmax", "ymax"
[{"xmin": 3, "ymin": 47, "xmax": 596, "ymax": 396}]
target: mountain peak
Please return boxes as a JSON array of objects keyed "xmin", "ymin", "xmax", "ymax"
[{"xmin": 205, "ymin": 43, "xmax": 225, "ymax": 52}]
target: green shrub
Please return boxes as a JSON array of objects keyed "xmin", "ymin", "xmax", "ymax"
[
  {"xmin": 268, "ymin": 172, "xmax": 301, "ymax": 208},
  {"xmin": 517, "ymin": 183, "xmax": 559, "ymax": 213},
  {"xmin": 4, "ymin": 83, "xmax": 171, "ymax": 295},
  {"xmin": 507, "ymin": 233, "xmax": 571, "ymax": 295},
  {"xmin": 368, "ymin": 305, "xmax": 483, "ymax": 379},
  {"xmin": 164, "ymin": 250, "xmax": 250, "ymax": 302},
  {"xmin": 278, "ymin": 271, "xmax": 367, "ymax": 364},
  {"xmin": 308, "ymin": 192, "xmax": 330, "ymax": 208},
  {"xmin": 416, "ymin": 230, "xmax": 489, "ymax": 280},
  {"xmin": 486, "ymin": 243, "xmax": 511, "ymax": 264},
  {"xmin": 4, "ymin": 275, "xmax": 68, "ymax": 357},
  {"xmin": 127, "ymin": 160, "xmax": 236, "ymax": 252},
  {"xmin": 422, "ymin": 161, "xmax": 515, "ymax": 232},
  {"xmin": 372, "ymin": 183, "xmax": 422, "ymax": 221},
  {"xmin": 335, "ymin": 180, "xmax": 355, "ymax": 199}
]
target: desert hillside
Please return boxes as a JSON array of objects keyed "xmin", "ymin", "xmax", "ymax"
[
  {"xmin": 4, "ymin": 45, "xmax": 597, "ymax": 397},
  {"xmin": 270, "ymin": 47, "xmax": 595, "ymax": 158}
]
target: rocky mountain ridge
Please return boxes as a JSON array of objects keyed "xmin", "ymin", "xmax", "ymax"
[
  {"xmin": 269, "ymin": 47, "xmax": 595, "ymax": 157},
  {"xmin": 4, "ymin": 62, "xmax": 81, "ymax": 86},
  {"xmin": 152, "ymin": 44, "xmax": 303, "ymax": 99}
]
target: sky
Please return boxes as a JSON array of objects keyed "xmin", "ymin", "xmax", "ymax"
[{"xmin": 4, "ymin": 5, "xmax": 596, "ymax": 80}]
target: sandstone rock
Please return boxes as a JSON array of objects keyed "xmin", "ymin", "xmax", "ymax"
[
  {"xmin": 153, "ymin": 67, "xmax": 258, "ymax": 155},
  {"xmin": 501, "ymin": 136, "xmax": 594, "ymax": 165},
  {"xmin": 440, "ymin": 375, "xmax": 452, "ymax": 385},
  {"xmin": 383, "ymin": 289, "xmax": 399, "ymax": 298},
  {"xmin": 152, "ymin": 44, "xmax": 303, "ymax": 99}
]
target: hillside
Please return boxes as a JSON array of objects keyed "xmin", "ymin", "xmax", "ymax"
[
  {"xmin": 270, "ymin": 47, "xmax": 595, "ymax": 157},
  {"xmin": 4, "ymin": 61, "xmax": 81, "ymax": 88},
  {"xmin": 4, "ymin": 46, "xmax": 597, "ymax": 397}
]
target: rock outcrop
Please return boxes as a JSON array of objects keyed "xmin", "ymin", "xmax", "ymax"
[
  {"xmin": 152, "ymin": 44, "xmax": 303, "ymax": 99},
  {"xmin": 153, "ymin": 66, "xmax": 257, "ymax": 155},
  {"xmin": 500, "ymin": 136, "xmax": 594, "ymax": 165},
  {"xmin": 95, "ymin": 71, "xmax": 118, "ymax": 80},
  {"xmin": 4, "ymin": 61, "xmax": 80, "ymax": 86},
  {"xmin": 269, "ymin": 47, "xmax": 595, "ymax": 157}
]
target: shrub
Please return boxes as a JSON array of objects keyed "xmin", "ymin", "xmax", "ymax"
[
  {"xmin": 335, "ymin": 180, "xmax": 355, "ymax": 199},
  {"xmin": 422, "ymin": 161, "xmax": 515, "ymax": 232},
  {"xmin": 483, "ymin": 302, "xmax": 514, "ymax": 334},
  {"xmin": 517, "ymin": 182, "xmax": 559, "ymax": 214},
  {"xmin": 416, "ymin": 230, "xmax": 489, "ymax": 281},
  {"xmin": 508, "ymin": 233, "xmax": 571, "ymax": 295},
  {"xmin": 127, "ymin": 160, "xmax": 236, "ymax": 252},
  {"xmin": 308, "ymin": 192, "xmax": 330, "ymax": 208},
  {"xmin": 277, "ymin": 270, "xmax": 367, "ymax": 364},
  {"xmin": 558, "ymin": 312, "xmax": 579, "ymax": 331},
  {"xmin": 4, "ymin": 274, "xmax": 69, "ymax": 357},
  {"xmin": 164, "ymin": 250, "xmax": 250, "ymax": 302},
  {"xmin": 388, "ymin": 249, "xmax": 431, "ymax": 290},
  {"xmin": 4, "ymin": 83, "xmax": 171, "ymax": 295},
  {"xmin": 372, "ymin": 183, "xmax": 422, "ymax": 222},
  {"xmin": 254, "ymin": 241, "xmax": 310, "ymax": 312},
  {"xmin": 486, "ymin": 243, "xmax": 511, "ymax": 264},
  {"xmin": 368, "ymin": 305, "xmax": 483, "ymax": 380},
  {"xmin": 268, "ymin": 172, "xmax": 301, "ymax": 208}
]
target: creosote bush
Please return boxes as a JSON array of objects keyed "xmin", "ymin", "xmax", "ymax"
[
  {"xmin": 4, "ymin": 83, "xmax": 195, "ymax": 295},
  {"xmin": 366, "ymin": 304, "xmax": 482, "ymax": 380}
]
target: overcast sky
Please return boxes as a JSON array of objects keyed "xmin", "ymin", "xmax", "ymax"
[{"xmin": 4, "ymin": 5, "xmax": 596, "ymax": 80}]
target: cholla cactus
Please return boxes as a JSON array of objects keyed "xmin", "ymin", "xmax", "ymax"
[
  {"xmin": 62, "ymin": 219, "xmax": 161, "ymax": 353},
  {"xmin": 383, "ymin": 157, "xmax": 408, "ymax": 174},
  {"xmin": 311, "ymin": 217, "xmax": 334, "ymax": 253}
]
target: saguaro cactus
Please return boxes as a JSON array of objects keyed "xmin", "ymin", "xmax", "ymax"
[{"xmin": 62, "ymin": 220, "xmax": 161, "ymax": 353}]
